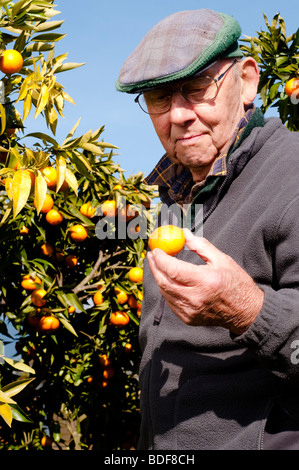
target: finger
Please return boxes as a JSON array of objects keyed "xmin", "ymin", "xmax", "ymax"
[
  {"xmin": 148, "ymin": 248, "xmax": 202, "ymax": 288},
  {"xmin": 183, "ymin": 229, "xmax": 227, "ymax": 266}
]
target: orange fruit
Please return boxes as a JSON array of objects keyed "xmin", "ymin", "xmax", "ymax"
[
  {"xmin": 41, "ymin": 242, "xmax": 54, "ymax": 256},
  {"xmin": 103, "ymin": 367, "xmax": 115, "ymax": 380},
  {"xmin": 68, "ymin": 306, "xmax": 76, "ymax": 313},
  {"xmin": 93, "ymin": 290, "xmax": 103, "ymax": 305},
  {"xmin": 27, "ymin": 315, "xmax": 40, "ymax": 328},
  {"xmin": 19, "ymin": 225, "xmax": 29, "ymax": 235},
  {"xmin": 101, "ymin": 199, "xmax": 118, "ymax": 217},
  {"xmin": 54, "ymin": 247, "xmax": 65, "ymax": 262},
  {"xmin": 119, "ymin": 204, "xmax": 138, "ymax": 221},
  {"xmin": 128, "ymin": 295, "xmax": 139, "ymax": 309},
  {"xmin": 148, "ymin": 224, "xmax": 185, "ymax": 256},
  {"xmin": 110, "ymin": 310, "xmax": 130, "ymax": 326},
  {"xmin": 59, "ymin": 180, "xmax": 68, "ymax": 191},
  {"xmin": 21, "ymin": 274, "xmax": 42, "ymax": 291},
  {"xmin": 31, "ymin": 288, "xmax": 47, "ymax": 307},
  {"xmin": 37, "ymin": 315, "xmax": 60, "ymax": 332},
  {"xmin": 65, "ymin": 254, "xmax": 78, "ymax": 268},
  {"xmin": 0, "ymin": 50, "xmax": 23, "ymax": 74},
  {"xmin": 99, "ymin": 354, "xmax": 112, "ymax": 368},
  {"xmin": 114, "ymin": 287, "xmax": 128, "ymax": 305},
  {"xmin": 34, "ymin": 193, "xmax": 54, "ymax": 213},
  {"xmin": 45, "ymin": 209, "xmax": 64, "ymax": 225},
  {"xmin": 128, "ymin": 267, "xmax": 143, "ymax": 283},
  {"xmin": 42, "ymin": 166, "xmax": 57, "ymax": 189},
  {"xmin": 285, "ymin": 77, "xmax": 299, "ymax": 97},
  {"xmin": 80, "ymin": 202, "xmax": 96, "ymax": 218},
  {"xmin": 69, "ymin": 224, "xmax": 88, "ymax": 242},
  {"xmin": 41, "ymin": 436, "xmax": 53, "ymax": 448},
  {"xmin": 124, "ymin": 343, "xmax": 133, "ymax": 353},
  {"xmin": 99, "ymin": 380, "xmax": 109, "ymax": 388}
]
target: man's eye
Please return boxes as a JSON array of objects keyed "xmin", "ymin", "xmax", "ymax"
[{"xmin": 152, "ymin": 92, "xmax": 171, "ymax": 103}]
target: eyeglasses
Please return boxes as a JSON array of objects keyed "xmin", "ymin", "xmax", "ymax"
[{"xmin": 134, "ymin": 59, "xmax": 239, "ymax": 115}]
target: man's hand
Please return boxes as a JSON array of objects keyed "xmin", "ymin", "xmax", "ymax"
[{"xmin": 147, "ymin": 229, "xmax": 264, "ymax": 335}]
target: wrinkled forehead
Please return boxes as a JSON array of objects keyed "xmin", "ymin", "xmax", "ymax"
[{"xmin": 116, "ymin": 9, "xmax": 242, "ymax": 94}]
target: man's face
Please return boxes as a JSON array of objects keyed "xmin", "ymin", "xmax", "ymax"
[{"xmin": 149, "ymin": 59, "xmax": 246, "ymax": 182}]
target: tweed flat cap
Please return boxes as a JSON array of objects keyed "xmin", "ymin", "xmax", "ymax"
[{"xmin": 116, "ymin": 9, "xmax": 242, "ymax": 93}]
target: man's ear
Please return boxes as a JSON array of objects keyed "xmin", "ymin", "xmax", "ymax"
[{"xmin": 239, "ymin": 57, "xmax": 260, "ymax": 106}]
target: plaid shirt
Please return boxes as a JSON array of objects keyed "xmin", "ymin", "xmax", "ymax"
[{"xmin": 144, "ymin": 105, "xmax": 254, "ymax": 205}]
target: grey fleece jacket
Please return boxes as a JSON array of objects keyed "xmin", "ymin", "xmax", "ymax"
[{"xmin": 138, "ymin": 114, "xmax": 299, "ymax": 450}]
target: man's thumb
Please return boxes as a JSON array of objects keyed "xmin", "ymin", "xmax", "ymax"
[{"xmin": 183, "ymin": 229, "xmax": 221, "ymax": 265}]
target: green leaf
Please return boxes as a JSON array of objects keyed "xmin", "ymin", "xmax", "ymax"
[
  {"xmin": 10, "ymin": 403, "xmax": 33, "ymax": 423},
  {"xmin": 12, "ymin": 169, "xmax": 32, "ymax": 218},
  {"xmin": 34, "ymin": 83, "xmax": 49, "ymax": 118},
  {"xmin": 31, "ymin": 32, "xmax": 66, "ymax": 42},
  {"xmin": 0, "ymin": 390, "xmax": 17, "ymax": 404},
  {"xmin": 56, "ymin": 154, "xmax": 66, "ymax": 190},
  {"xmin": 24, "ymin": 131, "xmax": 59, "ymax": 147},
  {"xmin": 2, "ymin": 378, "xmax": 35, "ymax": 397},
  {"xmin": 61, "ymin": 118, "xmax": 81, "ymax": 146},
  {"xmin": 55, "ymin": 62, "xmax": 85, "ymax": 73},
  {"xmin": 81, "ymin": 142, "xmax": 104, "ymax": 155},
  {"xmin": 3, "ymin": 357, "xmax": 35, "ymax": 374},
  {"xmin": 32, "ymin": 170, "xmax": 47, "ymax": 214},
  {"xmin": 65, "ymin": 168, "xmax": 78, "ymax": 194},
  {"xmin": 0, "ymin": 402, "xmax": 12, "ymax": 427},
  {"xmin": 57, "ymin": 313, "xmax": 78, "ymax": 336},
  {"xmin": 11, "ymin": 0, "xmax": 32, "ymax": 17},
  {"xmin": 0, "ymin": 103, "xmax": 6, "ymax": 135},
  {"xmin": 34, "ymin": 20, "xmax": 64, "ymax": 32}
]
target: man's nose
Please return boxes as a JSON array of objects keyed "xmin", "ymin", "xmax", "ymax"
[{"xmin": 168, "ymin": 92, "xmax": 197, "ymax": 124}]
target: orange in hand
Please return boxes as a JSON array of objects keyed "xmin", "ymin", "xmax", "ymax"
[{"xmin": 148, "ymin": 224, "xmax": 185, "ymax": 256}]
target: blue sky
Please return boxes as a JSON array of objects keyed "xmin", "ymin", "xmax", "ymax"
[{"xmin": 25, "ymin": 0, "xmax": 299, "ymax": 178}]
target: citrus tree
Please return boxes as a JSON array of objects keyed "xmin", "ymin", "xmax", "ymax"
[
  {"xmin": 241, "ymin": 13, "xmax": 299, "ymax": 131},
  {"xmin": 0, "ymin": 0, "xmax": 156, "ymax": 450}
]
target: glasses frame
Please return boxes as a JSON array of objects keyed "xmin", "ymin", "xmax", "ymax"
[{"xmin": 134, "ymin": 59, "xmax": 240, "ymax": 115}]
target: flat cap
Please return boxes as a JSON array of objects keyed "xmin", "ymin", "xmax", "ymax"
[{"xmin": 116, "ymin": 9, "xmax": 242, "ymax": 93}]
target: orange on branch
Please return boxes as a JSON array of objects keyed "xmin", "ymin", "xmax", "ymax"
[
  {"xmin": 0, "ymin": 49, "xmax": 23, "ymax": 74},
  {"xmin": 37, "ymin": 315, "xmax": 60, "ymax": 332},
  {"xmin": 285, "ymin": 77, "xmax": 299, "ymax": 97},
  {"xmin": 128, "ymin": 267, "xmax": 143, "ymax": 283},
  {"xmin": 99, "ymin": 354, "xmax": 112, "ymax": 368},
  {"xmin": 31, "ymin": 288, "xmax": 47, "ymax": 307},
  {"xmin": 41, "ymin": 242, "xmax": 54, "ymax": 256},
  {"xmin": 34, "ymin": 193, "xmax": 54, "ymax": 213},
  {"xmin": 101, "ymin": 199, "xmax": 118, "ymax": 217},
  {"xmin": 45, "ymin": 209, "xmax": 64, "ymax": 225},
  {"xmin": 19, "ymin": 225, "xmax": 29, "ymax": 235},
  {"xmin": 80, "ymin": 202, "xmax": 96, "ymax": 218},
  {"xmin": 114, "ymin": 287, "xmax": 129, "ymax": 305},
  {"xmin": 69, "ymin": 224, "xmax": 88, "ymax": 242},
  {"xmin": 110, "ymin": 310, "xmax": 130, "ymax": 326},
  {"xmin": 65, "ymin": 254, "xmax": 78, "ymax": 268},
  {"xmin": 41, "ymin": 436, "xmax": 53, "ymax": 448},
  {"xmin": 41, "ymin": 166, "xmax": 57, "ymax": 189},
  {"xmin": 148, "ymin": 224, "xmax": 185, "ymax": 256},
  {"xmin": 93, "ymin": 290, "xmax": 104, "ymax": 305},
  {"xmin": 21, "ymin": 274, "xmax": 42, "ymax": 291}
]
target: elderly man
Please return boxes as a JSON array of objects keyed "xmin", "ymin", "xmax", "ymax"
[{"xmin": 117, "ymin": 9, "xmax": 299, "ymax": 450}]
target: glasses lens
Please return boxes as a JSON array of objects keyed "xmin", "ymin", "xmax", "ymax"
[
  {"xmin": 182, "ymin": 77, "xmax": 217, "ymax": 103},
  {"xmin": 141, "ymin": 89, "xmax": 172, "ymax": 114}
]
